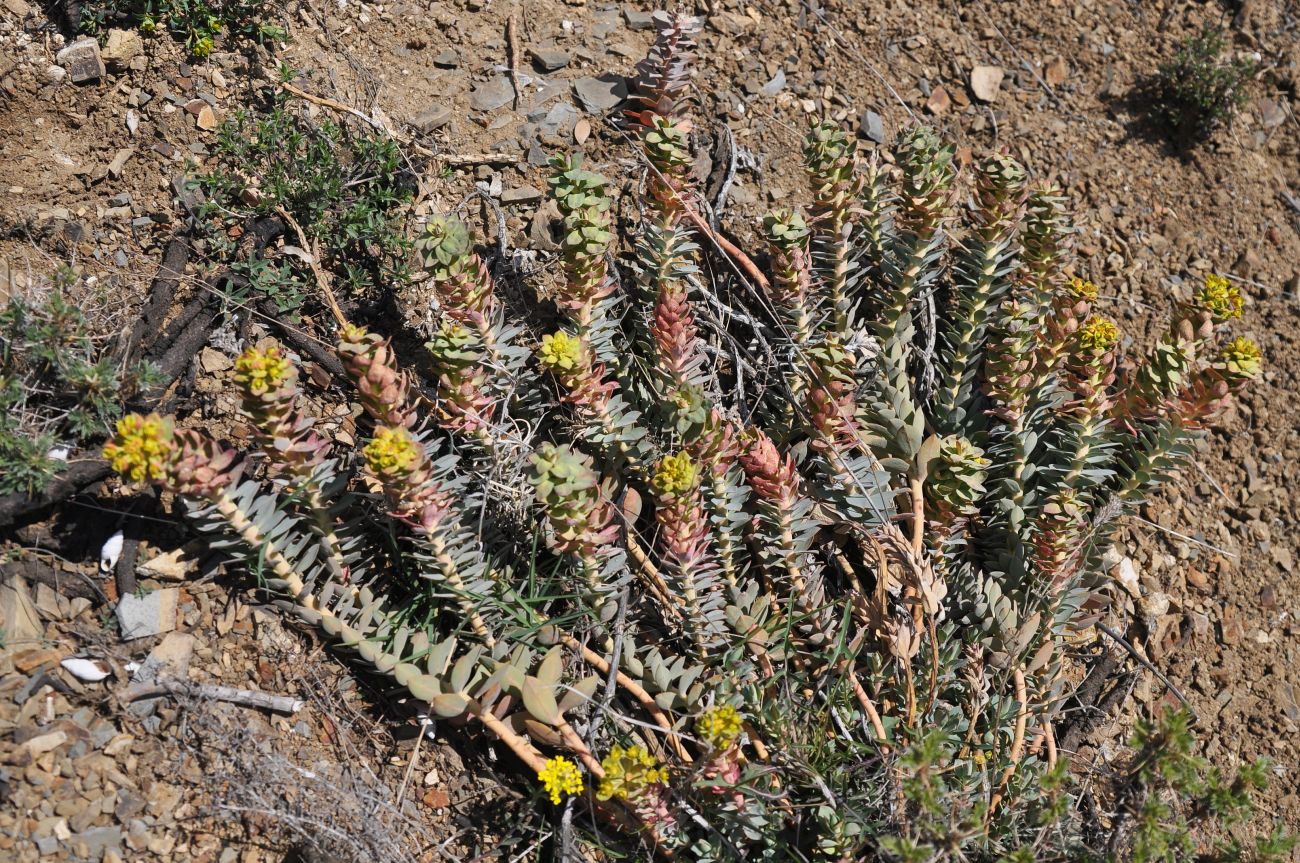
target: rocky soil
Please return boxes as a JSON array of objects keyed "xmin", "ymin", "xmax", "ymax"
[{"xmin": 2, "ymin": 0, "xmax": 1299, "ymax": 860}]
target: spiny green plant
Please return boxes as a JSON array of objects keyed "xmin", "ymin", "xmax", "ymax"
[
  {"xmin": 0, "ymin": 267, "xmax": 161, "ymax": 494},
  {"xmin": 193, "ymin": 82, "xmax": 414, "ymax": 314},
  {"xmin": 80, "ymin": 0, "xmax": 284, "ymax": 57},
  {"xmin": 104, "ymin": 10, "xmax": 1268, "ymax": 861},
  {"xmin": 1153, "ymin": 26, "xmax": 1254, "ymax": 144}
]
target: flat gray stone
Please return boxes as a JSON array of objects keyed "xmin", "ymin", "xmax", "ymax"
[
  {"xmin": 760, "ymin": 69, "xmax": 787, "ymax": 96},
  {"xmin": 433, "ymin": 49, "xmax": 460, "ymax": 68},
  {"xmin": 411, "ymin": 105, "xmax": 452, "ymax": 132},
  {"xmin": 55, "ymin": 38, "xmax": 104, "ymax": 84},
  {"xmin": 537, "ymin": 101, "xmax": 579, "ymax": 144},
  {"xmin": 115, "ymin": 589, "xmax": 177, "ymax": 640},
  {"xmin": 502, "ymin": 186, "xmax": 543, "ymax": 205},
  {"xmin": 573, "ymin": 74, "xmax": 627, "ymax": 113},
  {"xmin": 858, "ymin": 109, "xmax": 885, "ymax": 144},
  {"xmin": 75, "ymin": 826, "xmax": 123, "ymax": 856},
  {"xmin": 470, "ymin": 76, "xmax": 515, "ymax": 112},
  {"xmin": 531, "ymin": 48, "xmax": 570, "ymax": 72},
  {"xmin": 624, "ymin": 9, "xmax": 655, "ymax": 30}
]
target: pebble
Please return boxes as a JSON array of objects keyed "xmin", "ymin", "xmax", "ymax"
[
  {"xmin": 970, "ymin": 65, "xmax": 1004, "ymax": 102},
  {"xmin": 411, "ymin": 105, "xmax": 452, "ymax": 132},
  {"xmin": 536, "ymin": 100, "xmax": 579, "ymax": 143},
  {"xmin": 1044, "ymin": 56, "xmax": 1069, "ymax": 87},
  {"xmin": 469, "ymin": 75, "xmax": 515, "ymax": 112},
  {"xmin": 531, "ymin": 48, "xmax": 571, "ymax": 72},
  {"xmin": 760, "ymin": 68, "xmax": 786, "ymax": 96},
  {"xmin": 623, "ymin": 8, "xmax": 655, "ymax": 30},
  {"xmin": 501, "ymin": 185, "xmax": 543, "ymax": 204},
  {"xmin": 107, "ymin": 147, "xmax": 134, "ymax": 179},
  {"xmin": 573, "ymin": 74, "xmax": 627, "ymax": 113},
  {"xmin": 926, "ymin": 86, "xmax": 951, "ymax": 115},
  {"xmin": 116, "ymin": 589, "xmax": 178, "ymax": 640},
  {"xmin": 45, "ymin": 64, "xmax": 66, "ymax": 84},
  {"xmin": 858, "ymin": 109, "xmax": 886, "ymax": 143},
  {"xmin": 432, "ymin": 49, "xmax": 460, "ymax": 68},
  {"xmin": 101, "ymin": 29, "xmax": 142, "ymax": 72},
  {"xmin": 55, "ymin": 38, "xmax": 105, "ymax": 84},
  {"xmin": 1258, "ymin": 99, "xmax": 1285, "ymax": 129}
]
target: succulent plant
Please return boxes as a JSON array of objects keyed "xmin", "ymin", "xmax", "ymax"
[{"xmin": 103, "ymin": 11, "xmax": 1263, "ymax": 861}]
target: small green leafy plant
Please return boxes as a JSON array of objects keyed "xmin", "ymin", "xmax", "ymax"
[
  {"xmin": 193, "ymin": 86, "xmax": 415, "ymax": 315},
  {"xmin": 1123, "ymin": 709, "xmax": 1294, "ymax": 863},
  {"xmin": 0, "ymin": 267, "xmax": 161, "ymax": 494},
  {"xmin": 80, "ymin": 0, "xmax": 284, "ymax": 57},
  {"xmin": 1154, "ymin": 26, "xmax": 1254, "ymax": 143}
]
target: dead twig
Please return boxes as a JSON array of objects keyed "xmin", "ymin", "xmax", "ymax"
[
  {"xmin": 507, "ymin": 14, "xmax": 524, "ymax": 110},
  {"xmin": 123, "ymin": 677, "xmax": 306, "ymax": 714}
]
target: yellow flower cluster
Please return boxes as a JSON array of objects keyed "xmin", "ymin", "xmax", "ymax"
[
  {"xmin": 363, "ymin": 426, "xmax": 421, "ymax": 476},
  {"xmin": 1219, "ymin": 337, "xmax": 1262, "ymax": 379},
  {"xmin": 1068, "ymin": 276, "xmax": 1099, "ymax": 302},
  {"xmin": 652, "ymin": 451, "xmax": 697, "ymax": 497},
  {"xmin": 538, "ymin": 331, "xmax": 583, "ymax": 372},
  {"xmin": 233, "ymin": 346, "xmax": 291, "ymax": 396},
  {"xmin": 696, "ymin": 705, "xmax": 743, "ymax": 751},
  {"xmin": 1197, "ymin": 274, "xmax": 1244, "ymax": 321},
  {"xmin": 103, "ymin": 413, "xmax": 176, "ymax": 484},
  {"xmin": 595, "ymin": 745, "xmax": 669, "ymax": 802},
  {"xmin": 537, "ymin": 756, "xmax": 584, "ymax": 805},
  {"xmin": 1077, "ymin": 316, "xmax": 1120, "ymax": 354}
]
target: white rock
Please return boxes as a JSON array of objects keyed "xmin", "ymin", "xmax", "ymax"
[
  {"xmin": 61, "ymin": 657, "xmax": 111, "ymax": 682},
  {"xmin": 970, "ymin": 65, "xmax": 1005, "ymax": 102}
]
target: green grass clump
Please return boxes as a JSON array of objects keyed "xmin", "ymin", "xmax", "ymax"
[
  {"xmin": 1154, "ymin": 26, "xmax": 1254, "ymax": 143},
  {"xmin": 193, "ymin": 80, "xmax": 415, "ymax": 315},
  {"xmin": 0, "ymin": 267, "xmax": 161, "ymax": 494}
]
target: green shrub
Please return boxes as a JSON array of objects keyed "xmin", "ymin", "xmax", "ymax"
[
  {"xmin": 0, "ymin": 267, "xmax": 161, "ymax": 494},
  {"xmin": 1154, "ymin": 26, "xmax": 1254, "ymax": 142},
  {"xmin": 80, "ymin": 0, "xmax": 284, "ymax": 57},
  {"xmin": 192, "ymin": 79, "xmax": 415, "ymax": 315},
  {"xmin": 103, "ymin": 11, "xmax": 1275, "ymax": 861}
]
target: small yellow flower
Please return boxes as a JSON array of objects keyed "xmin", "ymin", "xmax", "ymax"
[
  {"xmin": 192, "ymin": 36, "xmax": 213, "ymax": 59},
  {"xmin": 1219, "ymin": 336, "xmax": 1262, "ymax": 379},
  {"xmin": 537, "ymin": 756, "xmax": 584, "ymax": 805},
  {"xmin": 595, "ymin": 745, "xmax": 669, "ymax": 802},
  {"xmin": 1077, "ymin": 316, "xmax": 1120, "ymax": 354},
  {"xmin": 652, "ymin": 451, "xmax": 697, "ymax": 497},
  {"xmin": 538, "ymin": 331, "xmax": 583, "ymax": 372},
  {"xmin": 363, "ymin": 426, "xmax": 421, "ymax": 476},
  {"xmin": 1197, "ymin": 274, "xmax": 1244, "ymax": 321},
  {"xmin": 233, "ymin": 346, "xmax": 292, "ymax": 396},
  {"xmin": 103, "ymin": 413, "xmax": 177, "ymax": 484},
  {"xmin": 1068, "ymin": 276, "xmax": 1098, "ymax": 302},
  {"xmin": 696, "ymin": 705, "xmax": 744, "ymax": 751}
]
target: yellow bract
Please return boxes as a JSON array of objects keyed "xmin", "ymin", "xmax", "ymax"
[
  {"xmin": 233, "ymin": 346, "xmax": 292, "ymax": 396},
  {"xmin": 103, "ymin": 413, "xmax": 176, "ymax": 484},
  {"xmin": 363, "ymin": 426, "xmax": 421, "ymax": 476},
  {"xmin": 696, "ymin": 705, "xmax": 743, "ymax": 751},
  {"xmin": 595, "ymin": 745, "xmax": 669, "ymax": 802},
  {"xmin": 652, "ymin": 451, "xmax": 697, "ymax": 497},
  {"xmin": 1068, "ymin": 276, "xmax": 1098, "ymax": 301},
  {"xmin": 538, "ymin": 331, "xmax": 583, "ymax": 372},
  {"xmin": 537, "ymin": 756, "xmax": 584, "ymax": 805},
  {"xmin": 1197, "ymin": 273, "xmax": 1244, "ymax": 321},
  {"xmin": 1077, "ymin": 316, "xmax": 1120, "ymax": 354},
  {"xmin": 1220, "ymin": 336, "xmax": 1262, "ymax": 379}
]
